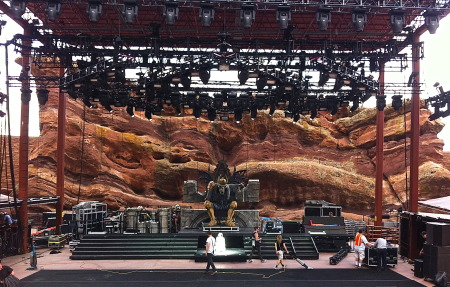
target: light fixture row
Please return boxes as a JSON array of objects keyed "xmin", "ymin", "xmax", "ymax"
[{"xmin": 9, "ymin": 1, "xmax": 441, "ymax": 34}]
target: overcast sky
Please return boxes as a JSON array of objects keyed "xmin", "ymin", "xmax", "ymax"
[{"xmin": 0, "ymin": 15, "xmax": 449, "ymax": 151}]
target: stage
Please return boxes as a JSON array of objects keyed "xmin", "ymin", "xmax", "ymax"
[{"xmin": 21, "ymin": 268, "xmax": 426, "ymax": 287}]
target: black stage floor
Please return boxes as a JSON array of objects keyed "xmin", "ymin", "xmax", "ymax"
[{"xmin": 22, "ymin": 268, "xmax": 426, "ymax": 287}]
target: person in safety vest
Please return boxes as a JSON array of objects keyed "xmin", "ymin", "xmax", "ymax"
[{"xmin": 354, "ymin": 229, "xmax": 371, "ymax": 268}]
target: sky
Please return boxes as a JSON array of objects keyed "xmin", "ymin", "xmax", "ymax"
[{"xmin": 0, "ymin": 14, "xmax": 449, "ymax": 151}]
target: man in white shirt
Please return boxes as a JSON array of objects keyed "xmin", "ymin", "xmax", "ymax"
[
  {"xmin": 205, "ymin": 231, "xmax": 217, "ymax": 275},
  {"xmin": 354, "ymin": 229, "xmax": 370, "ymax": 268},
  {"xmin": 373, "ymin": 236, "xmax": 388, "ymax": 271}
]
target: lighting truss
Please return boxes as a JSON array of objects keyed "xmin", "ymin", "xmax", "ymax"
[{"xmin": 426, "ymin": 89, "xmax": 450, "ymax": 120}]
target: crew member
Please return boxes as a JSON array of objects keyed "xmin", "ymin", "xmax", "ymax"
[
  {"xmin": 354, "ymin": 229, "xmax": 370, "ymax": 268},
  {"xmin": 373, "ymin": 235, "xmax": 388, "ymax": 271},
  {"xmin": 248, "ymin": 227, "xmax": 266, "ymax": 263}
]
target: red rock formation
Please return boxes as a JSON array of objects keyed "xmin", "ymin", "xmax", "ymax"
[{"xmin": 2, "ymin": 62, "xmax": 450, "ymax": 220}]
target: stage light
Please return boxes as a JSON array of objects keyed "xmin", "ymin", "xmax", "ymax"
[
  {"xmin": 240, "ymin": 4, "xmax": 255, "ymax": 28},
  {"xmin": 256, "ymin": 76, "xmax": 267, "ymax": 91},
  {"xmin": 46, "ymin": 1, "xmax": 61, "ymax": 21},
  {"xmin": 318, "ymin": 71, "xmax": 330, "ymax": 86},
  {"xmin": 199, "ymin": 67, "xmax": 210, "ymax": 84},
  {"xmin": 269, "ymin": 105, "xmax": 276, "ymax": 116},
  {"xmin": 376, "ymin": 95, "xmax": 386, "ymax": 111},
  {"xmin": 276, "ymin": 6, "xmax": 291, "ymax": 30},
  {"xmin": 180, "ymin": 72, "xmax": 191, "ymax": 88},
  {"xmin": 82, "ymin": 96, "xmax": 93, "ymax": 108},
  {"xmin": 200, "ymin": 3, "xmax": 214, "ymax": 27},
  {"xmin": 316, "ymin": 8, "xmax": 331, "ymax": 31},
  {"xmin": 10, "ymin": 0, "xmax": 27, "ymax": 19},
  {"xmin": 293, "ymin": 113, "xmax": 300, "ymax": 124},
  {"xmin": 250, "ymin": 107, "xmax": 257, "ymax": 120},
  {"xmin": 326, "ymin": 96, "xmax": 338, "ymax": 115},
  {"xmin": 145, "ymin": 108, "xmax": 153, "ymax": 121},
  {"xmin": 87, "ymin": 0, "xmax": 102, "ymax": 22},
  {"xmin": 352, "ymin": 9, "xmax": 367, "ymax": 32},
  {"xmin": 350, "ymin": 99, "xmax": 360, "ymax": 112},
  {"xmin": 193, "ymin": 105, "xmax": 201, "ymax": 119},
  {"xmin": 207, "ymin": 107, "xmax": 216, "ymax": 122},
  {"xmin": 369, "ymin": 57, "xmax": 379, "ymax": 72},
  {"xmin": 123, "ymin": 0, "xmax": 138, "ymax": 24},
  {"xmin": 0, "ymin": 111, "xmax": 5, "ymax": 118},
  {"xmin": 391, "ymin": 95, "xmax": 403, "ymax": 111},
  {"xmin": 37, "ymin": 89, "xmax": 49, "ymax": 105},
  {"xmin": 333, "ymin": 76, "xmax": 344, "ymax": 92},
  {"xmin": 238, "ymin": 68, "xmax": 249, "ymax": 85},
  {"xmin": 126, "ymin": 105, "xmax": 135, "ymax": 117},
  {"xmin": 424, "ymin": 11, "xmax": 440, "ymax": 34},
  {"xmin": 213, "ymin": 93, "xmax": 224, "ymax": 109},
  {"xmin": 429, "ymin": 103, "xmax": 441, "ymax": 121},
  {"xmin": 235, "ymin": 108, "xmax": 243, "ymax": 123},
  {"xmin": 164, "ymin": 2, "xmax": 179, "ymax": 25},
  {"xmin": 390, "ymin": 10, "xmax": 405, "ymax": 34}
]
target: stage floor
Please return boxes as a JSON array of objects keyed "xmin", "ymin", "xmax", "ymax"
[{"xmin": 3, "ymin": 247, "xmax": 433, "ymax": 287}]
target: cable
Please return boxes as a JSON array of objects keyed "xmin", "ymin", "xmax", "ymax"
[{"xmin": 76, "ymin": 105, "xmax": 87, "ymax": 204}]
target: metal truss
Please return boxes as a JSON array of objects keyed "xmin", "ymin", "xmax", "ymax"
[
  {"xmin": 11, "ymin": 0, "xmax": 450, "ymax": 10},
  {"xmin": 0, "ymin": 196, "xmax": 60, "ymax": 209}
]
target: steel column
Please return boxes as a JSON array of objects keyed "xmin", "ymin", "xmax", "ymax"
[
  {"xmin": 409, "ymin": 34, "xmax": 421, "ymax": 213},
  {"xmin": 56, "ymin": 67, "xmax": 66, "ymax": 234},
  {"xmin": 374, "ymin": 63, "xmax": 385, "ymax": 227},
  {"xmin": 18, "ymin": 29, "xmax": 32, "ymax": 254}
]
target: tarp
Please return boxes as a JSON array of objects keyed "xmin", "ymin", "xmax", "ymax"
[{"xmin": 419, "ymin": 196, "xmax": 450, "ymax": 213}]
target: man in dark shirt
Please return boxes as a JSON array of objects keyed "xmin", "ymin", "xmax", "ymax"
[{"xmin": 248, "ymin": 227, "xmax": 266, "ymax": 263}]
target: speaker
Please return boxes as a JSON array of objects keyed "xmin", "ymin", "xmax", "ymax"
[
  {"xmin": 426, "ymin": 222, "xmax": 450, "ymax": 246},
  {"xmin": 399, "ymin": 215, "xmax": 410, "ymax": 257},
  {"xmin": 414, "ymin": 259, "xmax": 424, "ymax": 278},
  {"xmin": 423, "ymin": 244, "xmax": 450, "ymax": 279}
]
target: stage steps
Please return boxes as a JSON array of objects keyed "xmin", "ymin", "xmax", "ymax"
[
  {"xmin": 70, "ymin": 234, "xmax": 199, "ymax": 260},
  {"xmin": 245, "ymin": 234, "xmax": 319, "ymax": 261}
]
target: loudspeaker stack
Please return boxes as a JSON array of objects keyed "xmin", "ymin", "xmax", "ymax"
[{"xmin": 423, "ymin": 222, "xmax": 450, "ymax": 280}]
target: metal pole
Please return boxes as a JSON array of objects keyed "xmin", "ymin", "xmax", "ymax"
[
  {"xmin": 56, "ymin": 66, "xmax": 66, "ymax": 234},
  {"xmin": 409, "ymin": 33, "xmax": 421, "ymax": 213},
  {"xmin": 375, "ymin": 63, "xmax": 385, "ymax": 227},
  {"xmin": 18, "ymin": 28, "xmax": 32, "ymax": 253}
]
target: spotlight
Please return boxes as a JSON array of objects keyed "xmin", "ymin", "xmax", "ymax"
[
  {"xmin": 293, "ymin": 113, "xmax": 300, "ymax": 124},
  {"xmin": 37, "ymin": 89, "xmax": 49, "ymax": 105},
  {"xmin": 390, "ymin": 10, "xmax": 405, "ymax": 34},
  {"xmin": 238, "ymin": 68, "xmax": 249, "ymax": 85},
  {"xmin": 193, "ymin": 105, "xmax": 201, "ymax": 119},
  {"xmin": 199, "ymin": 67, "xmax": 210, "ymax": 84},
  {"xmin": 250, "ymin": 107, "xmax": 257, "ymax": 120},
  {"xmin": 126, "ymin": 105, "xmax": 135, "ymax": 117},
  {"xmin": 207, "ymin": 107, "xmax": 216, "ymax": 122},
  {"xmin": 276, "ymin": 6, "xmax": 291, "ymax": 30},
  {"xmin": 123, "ymin": 0, "xmax": 138, "ymax": 24},
  {"xmin": 350, "ymin": 99, "xmax": 360, "ymax": 112},
  {"xmin": 200, "ymin": 3, "xmax": 214, "ymax": 27},
  {"xmin": 0, "ymin": 110, "xmax": 5, "ymax": 118},
  {"xmin": 369, "ymin": 57, "xmax": 379, "ymax": 72},
  {"xmin": 376, "ymin": 95, "xmax": 386, "ymax": 111},
  {"xmin": 424, "ymin": 11, "xmax": 440, "ymax": 34},
  {"xmin": 180, "ymin": 72, "xmax": 191, "ymax": 88},
  {"xmin": 82, "ymin": 96, "xmax": 93, "ymax": 108},
  {"xmin": 87, "ymin": 0, "xmax": 102, "ymax": 22},
  {"xmin": 46, "ymin": 1, "xmax": 61, "ymax": 21},
  {"xmin": 352, "ymin": 9, "xmax": 367, "ymax": 32},
  {"xmin": 333, "ymin": 76, "xmax": 344, "ymax": 91},
  {"xmin": 269, "ymin": 105, "xmax": 276, "ymax": 116},
  {"xmin": 240, "ymin": 4, "xmax": 255, "ymax": 28},
  {"xmin": 164, "ymin": 2, "xmax": 179, "ymax": 25},
  {"xmin": 316, "ymin": 8, "xmax": 331, "ymax": 31},
  {"xmin": 256, "ymin": 76, "xmax": 267, "ymax": 91},
  {"xmin": 428, "ymin": 103, "xmax": 441, "ymax": 121},
  {"xmin": 235, "ymin": 108, "xmax": 243, "ymax": 123},
  {"xmin": 10, "ymin": 0, "xmax": 27, "ymax": 19},
  {"xmin": 145, "ymin": 108, "xmax": 153, "ymax": 121},
  {"xmin": 326, "ymin": 96, "xmax": 338, "ymax": 115},
  {"xmin": 391, "ymin": 95, "xmax": 403, "ymax": 111},
  {"xmin": 213, "ymin": 93, "xmax": 224, "ymax": 109},
  {"xmin": 318, "ymin": 71, "xmax": 330, "ymax": 86}
]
